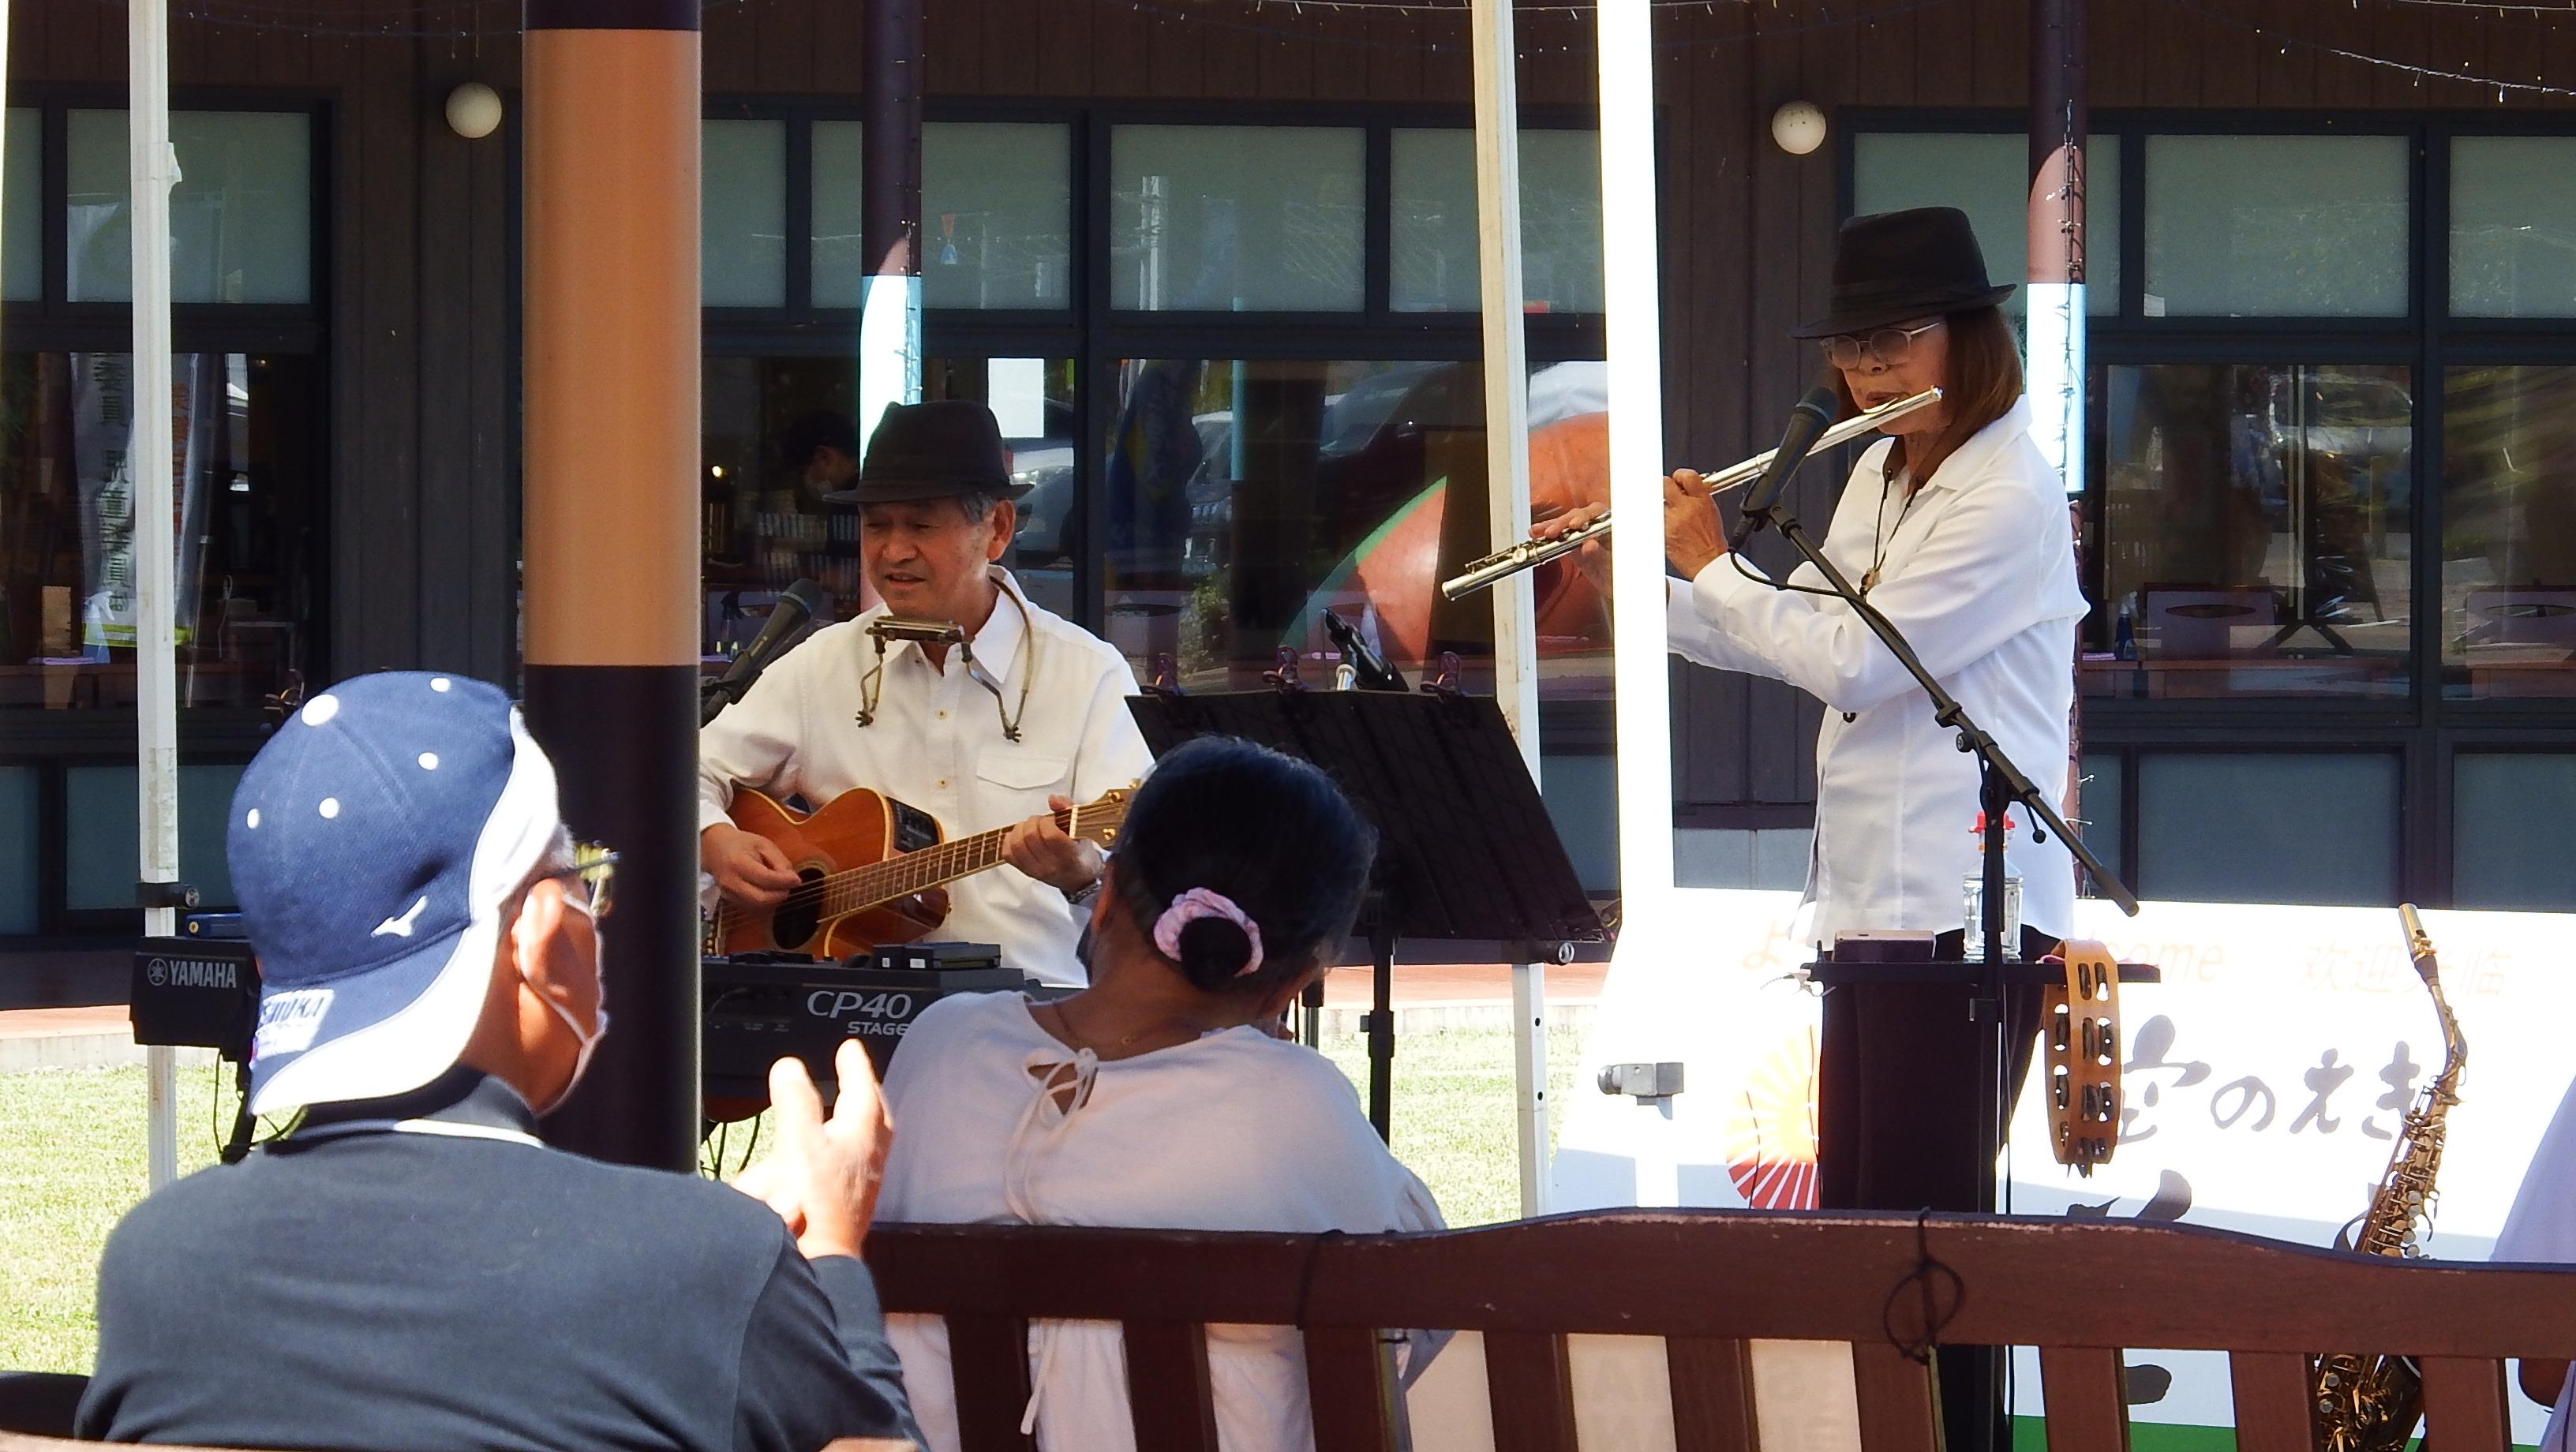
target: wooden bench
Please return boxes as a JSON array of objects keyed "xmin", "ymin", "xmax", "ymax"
[{"xmin": 866, "ymin": 1209, "xmax": 2576, "ymax": 1452}]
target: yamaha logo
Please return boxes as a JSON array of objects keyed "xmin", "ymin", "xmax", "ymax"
[{"xmin": 146, "ymin": 958, "xmax": 168, "ymax": 986}]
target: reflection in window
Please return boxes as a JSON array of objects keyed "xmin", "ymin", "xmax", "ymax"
[
  {"xmin": 1109, "ymin": 127, "xmax": 1364, "ymax": 311},
  {"xmin": 2084, "ymin": 363, "xmax": 2412, "ymax": 698},
  {"xmin": 2143, "ymin": 134, "xmax": 2407, "ymax": 318},
  {"xmin": 66, "ymin": 110, "xmax": 313, "ymax": 305},
  {"xmin": 1100, "ymin": 358, "xmax": 1612, "ymax": 698},
  {"xmin": 812, "ymin": 122, "xmax": 1075, "ymax": 311},
  {"xmin": 0, "ymin": 353, "xmax": 323, "ymax": 710},
  {"xmin": 702, "ymin": 119, "xmax": 787, "ymax": 308},
  {"xmin": 1852, "ymin": 130, "xmax": 2121, "ymax": 317},
  {"xmin": 698, "ymin": 357, "xmax": 1075, "ymax": 660},
  {"xmin": 1390, "ymin": 129, "xmax": 1606, "ymax": 314},
  {"xmin": 2451, "ymin": 138, "xmax": 2576, "ymax": 319},
  {"xmin": 2441, "ymin": 365, "xmax": 2576, "ymax": 698}
]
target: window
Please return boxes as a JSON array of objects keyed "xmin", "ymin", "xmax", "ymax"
[
  {"xmin": 811, "ymin": 121, "xmax": 1076, "ymax": 311},
  {"xmin": 2136, "ymin": 754, "xmax": 2399, "ymax": 906},
  {"xmin": 2452, "ymin": 754, "xmax": 2576, "ymax": 911},
  {"xmin": 1390, "ymin": 128, "xmax": 1606, "ymax": 314},
  {"xmin": 2439, "ymin": 365, "xmax": 2576, "ymax": 698},
  {"xmin": 0, "ymin": 353, "xmax": 324, "ymax": 713},
  {"xmin": 1109, "ymin": 125, "xmax": 1365, "ymax": 311},
  {"xmin": 1101, "ymin": 357, "xmax": 1612, "ymax": 698},
  {"xmin": 2087, "ymin": 363, "xmax": 2413, "ymax": 698},
  {"xmin": 2449, "ymin": 137, "xmax": 2576, "ymax": 319},
  {"xmin": 702, "ymin": 119, "xmax": 787, "ymax": 309},
  {"xmin": 65, "ymin": 109, "xmax": 314, "ymax": 305},
  {"xmin": 1851, "ymin": 130, "xmax": 2121, "ymax": 316},
  {"xmin": 2143, "ymin": 134, "xmax": 2408, "ymax": 318}
]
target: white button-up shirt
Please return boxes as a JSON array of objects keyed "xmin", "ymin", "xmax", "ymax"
[
  {"xmin": 698, "ymin": 570, "xmax": 1153, "ymax": 985},
  {"xmin": 1667, "ymin": 398, "xmax": 2090, "ymax": 944}
]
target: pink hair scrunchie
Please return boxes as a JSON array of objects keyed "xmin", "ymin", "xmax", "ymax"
[{"xmin": 1152, "ymin": 888, "xmax": 1266, "ymax": 978}]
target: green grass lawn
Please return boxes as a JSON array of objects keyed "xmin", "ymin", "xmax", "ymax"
[{"xmin": 0, "ymin": 1025, "xmax": 1580, "ymax": 1375}]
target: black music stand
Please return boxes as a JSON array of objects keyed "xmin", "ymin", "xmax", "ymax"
[{"xmin": 1128, "ymin": 684, "xmax": 1605, "ymax": 1142}]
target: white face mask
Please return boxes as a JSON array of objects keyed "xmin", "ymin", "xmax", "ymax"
[{"xmin": 523, "ymin": 896, "xmax": 608, "ymax": 1113}]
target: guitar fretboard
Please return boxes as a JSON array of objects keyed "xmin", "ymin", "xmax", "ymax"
[{"xmin": 813, "ymin": 799, "xmax": 1127, "ymax": 919}]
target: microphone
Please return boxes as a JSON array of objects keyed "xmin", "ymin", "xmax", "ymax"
[
  {"xmin": 1731, "ymin": 387, "xmax": 1844, "ymax": 549},
  {"xmin": 1322, "ymin": 609, "xmax": 1407, "ymax": 692},
  {"xmin": 702, "ymin": 579, "xmax": 829, "ymax": 724}
]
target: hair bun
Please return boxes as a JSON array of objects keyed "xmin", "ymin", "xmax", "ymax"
[{"xmin": 1174, "ymin": 915, "xmax": 1256, "ymax": 986}]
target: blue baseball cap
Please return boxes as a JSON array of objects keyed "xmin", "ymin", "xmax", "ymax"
[{"xmin": 228, "ymin": 672, "xmax": 564, "ymax": 1116}]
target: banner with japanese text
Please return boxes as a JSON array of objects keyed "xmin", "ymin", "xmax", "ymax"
[{"xmin": 1552, "ymin": 889, "xmax": 2574, "ymax": 1446}]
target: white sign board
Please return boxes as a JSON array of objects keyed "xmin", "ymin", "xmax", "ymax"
[{"xmin": 1554, "ymin": 889, "xmax": 2573, "ymax": 1445}]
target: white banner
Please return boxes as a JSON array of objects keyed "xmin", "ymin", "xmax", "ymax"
[
  {"xmin": 1554, "ymin": 889, "xmax": 2574, "ymax": 1444},
  {"xmin": 73, "ymin": 350, "xmax": 212, "ymax": 649}
]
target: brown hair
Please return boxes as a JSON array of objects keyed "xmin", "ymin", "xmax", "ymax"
[{"xmin": 1825, "ymin": 305, "xmax": 2023, "ymax": 486}]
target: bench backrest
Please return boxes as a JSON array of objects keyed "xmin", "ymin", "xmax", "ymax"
[{"xmin": 866, "ymin": 1209, "xmax": 2576, "ymax": 1452}]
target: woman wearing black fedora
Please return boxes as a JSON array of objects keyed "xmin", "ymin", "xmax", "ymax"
[{"xmin": 1544, "ymin": 200, "xmax": 2090, "ymax": 1452}]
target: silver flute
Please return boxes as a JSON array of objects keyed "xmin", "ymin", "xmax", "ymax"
[{"xmin": 1437, "ymin": 386, "xmax": 1944, "ymax": 601}]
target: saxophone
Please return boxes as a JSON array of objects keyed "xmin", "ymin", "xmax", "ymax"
[{"xmin": 2308, "ymin": 904, "xmax": 2468, "ymax": 1452}]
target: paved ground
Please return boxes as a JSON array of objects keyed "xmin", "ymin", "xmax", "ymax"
[{"xmin": 0, "ymin": 960, "xmax": 1610, "ymax": 1071}]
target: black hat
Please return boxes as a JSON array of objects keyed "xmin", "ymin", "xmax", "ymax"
[
  {"xmin": 1790, "ymin": 207, "xmax": 2016, "ymax": 340},
  {"xmin": 833, "ymin": 400, "xmax": 1027, "ymax": 504}
]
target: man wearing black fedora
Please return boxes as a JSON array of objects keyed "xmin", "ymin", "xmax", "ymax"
[{"xmin": 698, "ymin": 399, "xmax": 1152, "ymax": 986}]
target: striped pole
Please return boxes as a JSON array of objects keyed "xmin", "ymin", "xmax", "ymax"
[{"xmin": 521, "ymin": 0, "xmax": 702, "ymax": 1170}]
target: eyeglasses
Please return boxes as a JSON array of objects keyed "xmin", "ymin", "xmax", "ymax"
[
  {"xmin": 1818, "ymin": 318, "xmax": 1944, "ymax": 370},
  {"xmin": 567, "ymin": 841, "xmax": 619, "ymax": 922}
]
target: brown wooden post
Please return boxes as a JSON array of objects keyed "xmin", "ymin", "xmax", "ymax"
[{"xmin": 521, "ymin": 0, "xmax": 702, "ymax": 1170}]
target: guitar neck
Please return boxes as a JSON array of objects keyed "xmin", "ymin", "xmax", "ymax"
[{"xmin": 826, "ymin": 803, "xmax": 1121, "ymax": 915}]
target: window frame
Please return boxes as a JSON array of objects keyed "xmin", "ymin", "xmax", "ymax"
[{"xmin": 0, "ymin": 88, "xmax": 331, "ymax": 943}]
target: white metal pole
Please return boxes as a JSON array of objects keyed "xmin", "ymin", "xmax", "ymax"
[
  {"xmin": 1597, "ymin": 0, "xmax": 1676, "ymax": 945},
  {"xmin": 1468, "ymin": 0, "xmax": 1549, "ymax": 1220},
  {"xmin": 131, "ymin": 0, "xmax": 181, "ymax": 1192}
]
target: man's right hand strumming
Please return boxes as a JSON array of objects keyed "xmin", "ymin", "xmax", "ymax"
[{"xmin": 702, "ymin": 822, "xmax": 802, "ymax": 906}]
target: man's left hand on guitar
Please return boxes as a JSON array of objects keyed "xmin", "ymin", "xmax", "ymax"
[{"xmin": 1002, "ymin": 795, "xmax": 1106, "ymax": 895}]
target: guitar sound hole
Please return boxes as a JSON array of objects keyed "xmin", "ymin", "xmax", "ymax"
[{"xmin": 771, "ymin": 867, "xmax": 828, "ymax": 951}]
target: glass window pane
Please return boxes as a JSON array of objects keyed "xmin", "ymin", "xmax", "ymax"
[
  {"xmin": 2451, "ymin": 137, "xmax": 2576, "ymax": 318},
  {"xmin": 698, "ymin": 356, "xmax": 1077, "ymax": 646},
  {"xmin": 2077, "ymin": 750, "xmax": 2124, "ymax": 886},
  {"xmin": 5, "ymin": 108, "xmax": 36, "ymax": 303},
  {"xmin": 1390, "ymin": 128, "xmax": 1606, "ymax": 314},
  {"xmin": 702, "ymin": 119, "xmax": 786, "ymax": 308},
  {"xmin": 811, "ymin": 121, "xmax": 864, "ymax": 309},
  {"xmin": 67, "ymin": 110, "xmax": 313, "ymax": 305},
  {"xmin": 1852, "ymin": 131, "xmax": 2121, "ymax": 316},
  {"xmin": 1100, "ymin": 357, "xmax": 1612, "ymax": 702},
  {"xmin": 2083, "ymin": 362, "xmax": 2413, "ymax": 699},
  {"xmin": 65, "ymin": 762, "xmax": 245, "ymax": 911},
  {"xmin": 1110, "ymin": 127, "xmax": 1363, "ymax": 311},
  {"xmin": 922, "ymin": 122, "xmax": 1071, "ymax": 311},
  {"xmin": 2440, "ymin": 365, "xmax": 2576, "ymax": 698},
  {"xmin": 2137, "ymin": 754, "xmax": 2396, "ymax": 906},
  {"xmin": 2144, "ymin": 134, "xmax": 2406, "ymax": 318},
  {"xmin": 0, "ymin": 765, "xmax": 36, "ymax": 932},
  {"xmin": 0, "ymin": 353, "xmax": 324, "ymax": 712},
  {"xmin": 2454, "ymin": 754, "xmax": 2576, "ymax": 911}
]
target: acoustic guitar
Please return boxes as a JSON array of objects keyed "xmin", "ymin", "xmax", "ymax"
[{"xmin": 709, "ymin": 784, "xmax": 1133, "ymax": 958}]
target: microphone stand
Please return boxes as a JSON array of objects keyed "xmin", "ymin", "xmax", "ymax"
[{"xmin": 1744, "ymin": 498, "xmax": 2140, "ymax": 1204}]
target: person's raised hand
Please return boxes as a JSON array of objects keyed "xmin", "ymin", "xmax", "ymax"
[
  {"xmin": 731, "ymin": 1041, "xmax": 893, "ymax": 1263},
  {"xmin": 702, "ymin": 824, "xmax": 801, "ymax": 908},
  {"xmin": 1531, "ymin": 502, "xmax": 1612, "ymax": 596}
]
